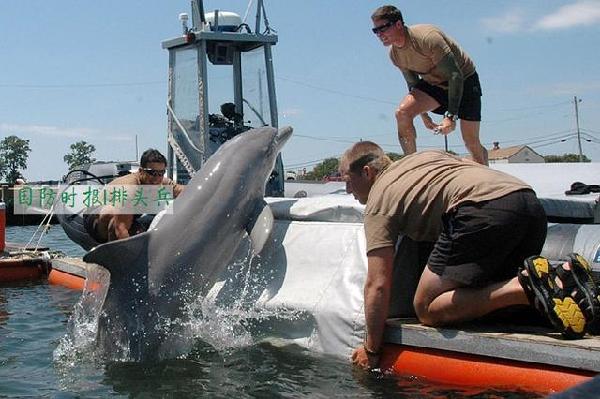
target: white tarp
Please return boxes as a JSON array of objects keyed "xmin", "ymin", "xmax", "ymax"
[
  {"xmin": 205, "ymin": 163, "xmax": 600, "ymax": 358},
  {"xmin": 206, "ymin": 217, "xmax": 368, "ymax": 358}
]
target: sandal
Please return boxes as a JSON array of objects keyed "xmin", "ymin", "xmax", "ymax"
[
  {"xmin": 519, "ymin": 255, "xmax": 586, "ymax": 339},
  {"xmin": 554, "ymin": 253, "xmax": 600, "ymax": 335}
]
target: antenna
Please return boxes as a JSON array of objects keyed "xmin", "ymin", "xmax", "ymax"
[
  {"xmin": 179, "ymin": 13, "xmax": 189, "ymax": 34},
  {"xmin": 191, "ymin": 0, "xmax": 206, "ymax": 29},
  {"xmin": 255, "ymin": 0, "xmax": 263, "ymax": 33},
  {"xmin": 574, "ymin": 96, "xmax": 583, "ymax": 162}
]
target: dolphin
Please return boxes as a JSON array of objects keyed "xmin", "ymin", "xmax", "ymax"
[{"xmin": 82, "ymin": 126, "xmax": 293, "ymax": 361}]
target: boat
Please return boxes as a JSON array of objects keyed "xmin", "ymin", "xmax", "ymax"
[
  {"xmin": 54, "ymin": 160, "xmax": 140, "ymax": 251},
  {"xmin": 14, "ymin": 0, "xmax": 600, "ymax": 394}
]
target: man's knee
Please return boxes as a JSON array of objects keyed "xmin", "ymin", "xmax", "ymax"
[
  {"xmin": 413, "ymin": 297, "xmax": 436, "ymax": 326},
  {"xmin": 413, "ymin": 288, "xmax": 435, "ymax": 326},
  {"xmin": 395, "ymin": 104, "xmax": 418, "ymax": 126},
  {"xmin": 413, "ymin": 291, "xmax": 446, "ymax": 326}
]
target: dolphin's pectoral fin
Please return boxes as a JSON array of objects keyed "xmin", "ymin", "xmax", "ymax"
[{"xmin": 246, "ymin": 202, "xmax": 274, "ymax": 255}]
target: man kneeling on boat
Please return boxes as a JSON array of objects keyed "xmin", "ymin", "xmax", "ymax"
[
  {"xmin": 83, "ymin": 149, "xmax": 185, "ymax": 242},
  {"xmin": 339, "ymin": 142, "xmax": 600, "ymax": 370}
]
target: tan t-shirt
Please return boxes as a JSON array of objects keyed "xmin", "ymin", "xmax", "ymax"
[
  {"xmin": 389, "ymin": 24, "xmax": 476, "ymax": 88},
  {"xmin": 364, "ymin": 151, "xmax": 531, "ymax": 252}
]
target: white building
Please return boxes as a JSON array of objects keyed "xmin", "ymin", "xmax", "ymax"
[{"xmin": 488, "ymin": 143, "xmax": 545, "ymax": 164}]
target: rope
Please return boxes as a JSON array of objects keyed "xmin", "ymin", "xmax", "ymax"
[
  {"xmin": 166, "ymin": 101, "xmax": 201, "ymax": 176},
  {"xmin": 19, "ymin": 181, "xmax": 64, "ymax": 254},
  {"xmin": 241, "ymin": 0, "xmax": 254, "ymax": 25},
  {"xmin": 166, "ymin": 101, "xmax": 204, "ymax": 154}
]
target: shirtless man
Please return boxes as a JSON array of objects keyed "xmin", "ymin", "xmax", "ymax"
[{"xmin": 84, "ymin": 148, "xmax": 184, "ymax": 242}]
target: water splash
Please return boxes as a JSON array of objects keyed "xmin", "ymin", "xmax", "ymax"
[
  {"xmin": 182, "ymin": 246, "xmax": 309, "ymax": 354},
  {"xmin": 54, "ymin": 242, "xmax": 312, "ymax": 364},
  {"xmin": 53, "ymin": 265, "xmax": 113, "ymax": 392}
]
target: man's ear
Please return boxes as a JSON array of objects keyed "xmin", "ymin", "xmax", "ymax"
[{"xmin": 363, "ymin": 165, "xmax": 376, "ymax": 180}]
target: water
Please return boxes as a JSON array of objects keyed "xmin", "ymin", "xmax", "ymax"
[{"xmin": 1, "ymin": 225, "xmax": 543, "ymax": 398}]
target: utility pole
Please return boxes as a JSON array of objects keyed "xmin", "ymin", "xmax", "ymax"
[{"xmin": 574, "ymin": 96, "xmax": 583, "ymax": 162}]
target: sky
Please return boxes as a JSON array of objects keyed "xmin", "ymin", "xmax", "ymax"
[{"xmin": 1, "ymin": 0, "xmax": 600, "ymax": 181}]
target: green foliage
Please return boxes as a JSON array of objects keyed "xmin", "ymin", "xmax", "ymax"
[
  {"xmin": 544, "ymin": 153, "xmax": 591, "ymax": 163},
  {"xmin": 309, "ymin": 157, "xmax": 339, "ymax": 181},
  {"xmin": 386, "ymin": 152, "xmax": 403, "ymax": 161},
  {"xmin": 0, "ymin": 135, "xmax": 31, "ymax": 184},
  {"xmin": 64, "ymin": 141, "xmax": 97, "ymax": 170}
]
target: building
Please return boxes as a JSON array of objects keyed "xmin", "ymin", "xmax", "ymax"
[{"xmin": 488, "ymin": 142, "xmax": 545, "ymax": 164}]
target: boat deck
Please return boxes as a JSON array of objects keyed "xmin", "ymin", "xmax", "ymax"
[
  {"xmin": 386, "ymin": 318, "xmax": 600, "ymax": 372},
  {"xmin": 49, "ymin": 257, "xmax": 600, "ymax": 375}
]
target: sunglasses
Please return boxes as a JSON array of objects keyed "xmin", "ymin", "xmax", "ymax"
[
  {"xmin": 372, "ymin": 20, "xmax": 395, "ymax": 34},
  {"xmin": 142, "ymin": 168, "xmax": 166, "ymax": 177}
]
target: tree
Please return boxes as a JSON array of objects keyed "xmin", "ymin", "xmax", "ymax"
[
  {"xmin": 64, "ymin": 141, "xmax": 96, "ymax": 170},
  {"xmin": 0, "ymin": 135, "xmax": 31, "ymax": 184},
  {"xmin": 544, "ymin": 153, "xmax": 591, "ymax": 163},
  {"xmin": 310, "ymin": 157, "xmax": 339, "ymax": 181},
  {"xmin": 386, "ymin": 152, "xmax": 403, "ymax": 161}
]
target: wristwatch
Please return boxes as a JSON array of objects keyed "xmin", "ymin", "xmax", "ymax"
[{"xmin": 444, "ymin": 112, "xmax": 458, "ymax": 122}]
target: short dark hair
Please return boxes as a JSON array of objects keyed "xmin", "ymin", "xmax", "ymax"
[
  {"xmin": 140, "ymin": 148, "xmax": 167, "ymax": 168},
  {"xmin": 339, "ymin": 141, "xmax": 391, "ymax": 176},
  {"xmin": 371, "ymin": 5, "xmax": 404, "ymax": 25}
]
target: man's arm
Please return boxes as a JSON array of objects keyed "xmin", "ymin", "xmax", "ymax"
[
  {"xmin": 110, "ymin": 213, "xmax": 134, "ymax": 240},
  {"xmin": 351, "ymin": 246, "xmax": 395, "ymax": 369},
  {"xmin": 173, "ymin": 183, "xmax": 185, "ymax": 198},
  {"xmin": 433, "ymin": 53, "xmax": 464, "ymax": 135},
  {"xmin": 401, "ymin": 69, "xmax": 420, "ymax": 91},
  {"xmin": 400, "ymin": 70, "xmax": 437, "ymax": 130},
  {"xmin": 437, "ymin": 52, "xmax": 464, "ymax": 116}
]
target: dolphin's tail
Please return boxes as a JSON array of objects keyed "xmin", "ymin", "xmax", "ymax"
[{"xmin": 83, "ymin": 233, "xmax": 153, "ymax": 360}]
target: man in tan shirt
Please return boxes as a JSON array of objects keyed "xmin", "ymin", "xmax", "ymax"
[
  {"xmin": 84, "ymin": 149, "xmax": 184, "ymax": 242},
  {"xmin": 371, "ymin": 5, "xmax": 487, "ymax": 165},
  {"xmin": 340, "ymin": 141, "xmax": 599, "ymax": 371}
]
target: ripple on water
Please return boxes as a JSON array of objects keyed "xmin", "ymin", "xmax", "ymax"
[{"xmin": 2, "ymin": 225, "xmax": 544, "ymax": 398}]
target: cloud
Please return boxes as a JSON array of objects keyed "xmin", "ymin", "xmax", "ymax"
[
  {"xmin": 534, "ymin": 1, "xmax": 600, "ymax": 30},
  {"xmin": 281, "ymin": 108, "xmax": 303, "ymax": 118},
  {"xmin": 0, "ymin": 123, "xmax": 91, "ymax": 138},
  {"xmin": 527, "ymin": 81, "xmax": 600, "ymax": 96},
  {"xmin": 481, "ymin": 1, "xmax": 600, "ymax": 34},
  {"xmin": 481, "ymin": 9, "xmax": 526, "ymax": 33},
  {"xmin": 0, "ymin": 123, "xmax": 133, "ymax": 141},
  {"xmin": 102, "ymin": 134, "xmax": 133, "ymax": 142}
]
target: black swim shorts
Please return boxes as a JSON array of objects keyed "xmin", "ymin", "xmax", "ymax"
[
  {"xmin": 427, "ymin": 189, "xmax": 547, "ymax": 287},
  {"xmin": 414, "ymin": 71, "xmax": 482, "ymax": 121},
  {"xmin": 83, "ymin": 213, "xmax": 105, "ymax": 243},
  {"xmin": 83, "ymin": 212, "xmax": 148, "ymax": 243}
]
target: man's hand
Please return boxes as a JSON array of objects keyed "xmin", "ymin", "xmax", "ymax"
[
  {"xmin": 434, "ymin": 116, "xmax": 457, "ymax": 135},
  {"xmin": 351, "ymin": 345, "xmax": 380, "ymax": 370},
  {"xmin": 420, "ymin": 113, "xmax": 437, "ymax": 131}
]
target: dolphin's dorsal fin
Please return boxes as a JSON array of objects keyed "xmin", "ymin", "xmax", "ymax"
[
  {"xmin": 83, "ymin": 232, "xmax": 150, "ymax": 283},
  {"xmin": 246, "ymin": 202, "xmax": 274, "ymax": 255}
]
